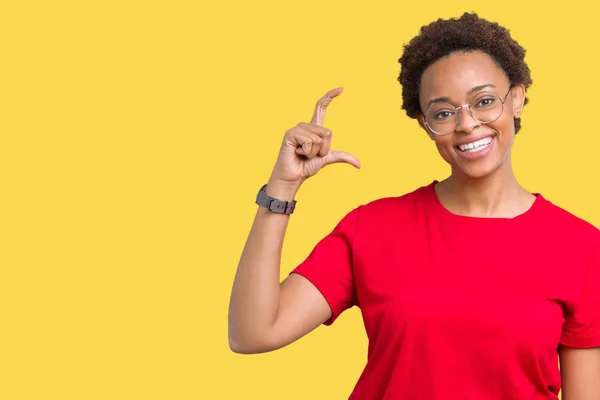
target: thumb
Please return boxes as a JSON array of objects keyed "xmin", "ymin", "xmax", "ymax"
[{"xmin": 322, "ymin": 150, "xmax": 361, "ymax": 169}]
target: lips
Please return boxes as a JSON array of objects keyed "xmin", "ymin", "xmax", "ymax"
[
  {"xmin": 457, "ymin": 136, "xmax": 493, "ymax": 152},
  {"xmin": 455, "ymin": 134, "xmax": 496, "ymax": 149},
  {"xmin": 455, "ymin": 134, "xmax": 496, "ymax": 160}
]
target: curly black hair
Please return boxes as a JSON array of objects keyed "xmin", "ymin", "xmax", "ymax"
[{"xmin": 397, "ymin": 12, "xmax": 532, "ymax": 134}]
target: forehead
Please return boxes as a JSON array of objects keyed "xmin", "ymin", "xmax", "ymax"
[{"xmin": 419, "ymin": 51, "xmax": 508, "ymax": 102}]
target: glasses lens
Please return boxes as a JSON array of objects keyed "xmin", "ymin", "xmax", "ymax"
[
  {"xmin": 426, "ymin": 103, "xmax": 457, "ymax": 135},
  {"xmin": 471, "ymin": 92, "xmax": 503, "ymax": 124}
]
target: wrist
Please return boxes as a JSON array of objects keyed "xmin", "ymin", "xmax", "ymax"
[{"xmin": 265, "ymin": 178, "xmax": 301, "ymax": 202}]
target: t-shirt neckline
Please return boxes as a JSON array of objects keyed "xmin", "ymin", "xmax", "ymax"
[{"xmin": 426, "ymin": 180, "xmax": 545, "ymax": 226}]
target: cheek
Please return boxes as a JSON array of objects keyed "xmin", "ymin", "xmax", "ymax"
[
  {"xmin": 498, "ymin": 112, "xmax": 516, "ymax": 135},
  {"xmin": 495, "ymin": 117, "xmax": 517, "ymax": 146},
  {"xmin": 433, "ymin": 136, "xmax": 453, "ymax": 150},
  {"xmin": 433, "ymin": 137, "xmax": 455, "ymax": 161}
]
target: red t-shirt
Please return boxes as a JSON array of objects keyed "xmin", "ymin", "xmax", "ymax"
[{"xmin": 291, "ymin": 181, "xmax": 600, "ymax": 399}]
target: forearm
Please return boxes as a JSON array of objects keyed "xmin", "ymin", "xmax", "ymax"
[{"xmin": 228, "ymin": 180, "xmax": 300, "ymax": 351}]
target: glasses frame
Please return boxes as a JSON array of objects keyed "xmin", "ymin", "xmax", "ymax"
[{"xmin": 423, "ymin": 86, "xmax": 513, "ymax": 136}]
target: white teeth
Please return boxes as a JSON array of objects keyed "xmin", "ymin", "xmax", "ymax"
[{"xmin": 458, "ymin": 137, "xmax": 493, "ymax": 152}]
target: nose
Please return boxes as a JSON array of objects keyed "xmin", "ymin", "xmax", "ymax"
[{"xmin": 455, "ymin": 105, "xmax": 480, "ymax": 134}]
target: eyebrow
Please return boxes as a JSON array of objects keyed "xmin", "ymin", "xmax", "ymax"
[{"xmin": 427, "ymin": 83, "xmax": 497, "ymax": 107}]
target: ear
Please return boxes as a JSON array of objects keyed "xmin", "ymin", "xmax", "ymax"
[
  {"xmin": 510, "ymin": 84, "xmax": 526, "ymax": 118},
  {"xmin": 418, "ymin": 115, "xmax": 436, "ymax": 141}
]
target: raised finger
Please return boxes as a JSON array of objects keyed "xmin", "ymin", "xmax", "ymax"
[{"xmin": 311, "ymin": 87, "xmax": 343, "ymax": 126}]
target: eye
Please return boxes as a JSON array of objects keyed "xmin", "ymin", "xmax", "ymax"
[
  {"xmin": 433, "ymin": 110, "xmax": 454, "ymax": 120},
  {"xmin": 475, "ymin": 97, "xmax": 496, "ymax": 108}
]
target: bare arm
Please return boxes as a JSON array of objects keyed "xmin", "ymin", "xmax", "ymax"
[
  {"xmin": 559, "ymin": 345, "xmax": 600, "ymax": 400},
  {"xmin": 227, "ymin": 88, "xmax": 360, "ymax": 354},
  {"xmin": 227, "ymin": 182, "xmax": 332, "ymax": 354}
]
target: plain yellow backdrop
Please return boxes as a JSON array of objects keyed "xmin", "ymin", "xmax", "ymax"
[{"xmin": 2, "ymin": 0, "xmax": 600, "ymax": 399}]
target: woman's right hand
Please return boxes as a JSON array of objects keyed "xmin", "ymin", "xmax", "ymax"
[{"xmin": 268, "ymin": 87, "xmax": 361, "ymax": 190}]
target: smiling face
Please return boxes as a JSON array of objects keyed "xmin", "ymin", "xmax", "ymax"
[{"xmin": 418, "ymin": 51, "xmax": 525, "ymax": 179}]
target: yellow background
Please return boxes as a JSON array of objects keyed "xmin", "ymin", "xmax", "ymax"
[{"xmin": 2, "ymin": 0, "xmax": 599, "ymax": 399}]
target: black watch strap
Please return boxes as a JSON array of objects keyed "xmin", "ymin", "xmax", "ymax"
[{"xmin": 255, "ymin": 184, "xmax": 297, "ymax": 215}]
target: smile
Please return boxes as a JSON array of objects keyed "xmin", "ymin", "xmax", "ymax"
[{"xmin": 457, "ymin": 136, "xmax": 493, "ymax": 153}]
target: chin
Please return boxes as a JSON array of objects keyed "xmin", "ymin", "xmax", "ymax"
[{"xmin": 454, "ymin": 161, "xmax": 502, "ymax": 179}]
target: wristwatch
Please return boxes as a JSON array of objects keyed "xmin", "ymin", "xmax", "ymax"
[{"xmin": 255, "ymin": 184, "xmax": 297, "ymax": 215}]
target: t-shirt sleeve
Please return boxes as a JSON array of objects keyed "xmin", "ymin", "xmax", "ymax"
[
  {"xmin": 560, "ymin": 243, "xmax": 600, "ymax": 348},
  {"xmin": 289, "ymin": 207, "xmax": 359, "ymax": 326}
]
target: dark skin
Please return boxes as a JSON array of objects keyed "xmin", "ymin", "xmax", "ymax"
[
  {"xmin": 417, "ymin": 50, "xmax": 533, "ymax": 218},
  {"xmin": 417, "ymin": 50, "xmax": 600, "ymax": 398},
  {"xmin": 229, "ymin": 49, "xmax": 600, "ymax": 398}
]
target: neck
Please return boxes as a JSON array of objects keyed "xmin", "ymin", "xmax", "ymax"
[{"xmin": 436, "ymin": 159, "xmax": 533, "ymax": 218}]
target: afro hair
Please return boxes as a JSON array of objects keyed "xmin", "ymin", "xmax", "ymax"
[{"xmin": 397, "ymin": 12, "xmax": 532, "ymax": 133}]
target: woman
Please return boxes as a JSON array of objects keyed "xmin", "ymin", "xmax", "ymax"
[{"xmin": 228, "ymin": 12, "xmax": 600, "ymax": 399}]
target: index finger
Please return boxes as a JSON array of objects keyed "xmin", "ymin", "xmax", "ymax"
[{"xmin": 311, "ymin": 87, "xmax": 343, "ymax": 126}]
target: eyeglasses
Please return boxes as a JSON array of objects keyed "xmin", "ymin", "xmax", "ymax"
[{"xmin": 423, "ymin": 87, "xmax": 513, "ymax": 135}]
